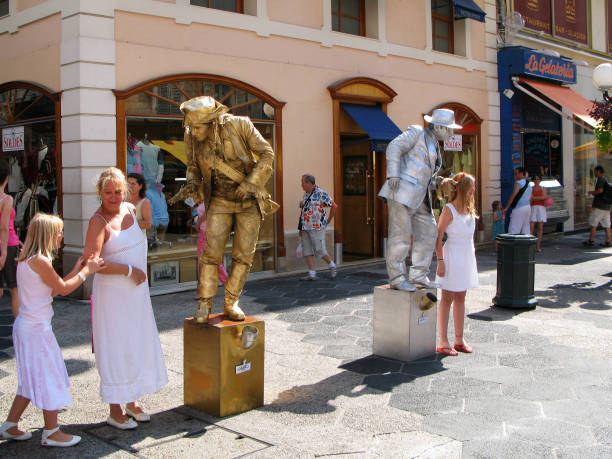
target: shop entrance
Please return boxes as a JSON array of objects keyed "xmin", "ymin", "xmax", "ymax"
[{"xmin": 341, "ymin": 139, "xmax": 379, "ymax": 259}]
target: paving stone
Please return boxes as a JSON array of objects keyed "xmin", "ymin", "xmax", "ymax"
[
  {"xmin": 495, "ymin": 332, "xmax": 552, "ymax": 348},
  {"xmin": 429, "ymin": 376, "xmax": 500, "ymax": 398},
  {"xmin": 401, "ymin": 361, "xmax": 463, "ymax": 378},
  {"xmin": 462, "ymin": 438, "xmax": 555, "ymax": 459},
  {"xmin": 555, "ymin": 446, "xmax": 612, "ymax": 459},
  {"xmin": 464, "ymin": 331, "xmax": 496, "ymax": 343},
  {"xmin": 318, "ymin": 344, "xmax": 370, "ymax": 360},
  {"xmin": 435, "ymin": 352, "xmax": 498, "ymax": 369},
  {"xmin": 321, "ymin": 315, "xmax": 369, "ymax": 327},
  {"xmin": 532, "ymin": 368, "xmax": 604, "ymax": 387},
  {"xmin": 593, "ymin": 426, "xmax": 612, "ymax": 446},
  {"xmin": 466, "ymin": 366, "xmax": 533, "ymax": 385},
  {"xmin": 275, "ymin": 312, "xmax": 322, "ymax": 323},
  {"xmin": 353, "ymin": 309, "xmax": 372, "ymax": 319},
  {"xmin": 306, "ymin": 303, "xmax": 361, "ymax": 315},
  {"xmin": 466, "ymin": 321, "xmax": 520, "ymax": 335},
  {"xmin": 422, "ymin": 413, "xmax": 504, "ymax": 441},
  {"xmin": 463, "ymin": 396, "xmax": 540, "ymax": 421},
  {"xmin": 339, "ymin": 355, "xmax": 402, "ymax": 375},
  {"xmin": 362, "ymin": 372, "xmax": 417, "ymax": 392},
  {"xmin": 498, "ymin": 353, "xmax": 562, "ymax": 370},
  {"xmin": 340, "ymin": 405, "xmax": 422, "ymax": 434},
  {"xmin": 471, "ymin": 342, "xmax": 527, "ymax": 356},
  {"xmin": 300, "ymin": 333, "xmax": 356, "ymax": 347},
  {"xmin": 575, "ymin": 385, "xmax": 612, "ymax": 406},
  {"xmin": 506, "ymin": 418, "xmax": 595, "ymax": 447},
  {"xmin": 541, "ymin": 399, "xmax": 612, "ymax": 427},
  {"xmin": 389, "ymin": 390, "xmax": 463, "ymax": 415},
  {"xmin": 356, "ymin": 338, "xmax": 372, "ymax": 349},
  {"xmin": 502, "ymin": 381, "xmax": 575, "ymax": 401},
  {"xmin": 288, "ymin": 322, "xmax": 339, "ymax": 335},
  {"xmin": 337, "ymin": 324, "xmax": 372, "ymax": 339}
]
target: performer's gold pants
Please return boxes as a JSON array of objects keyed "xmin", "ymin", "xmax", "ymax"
[{"xmin": 198, "ymin": 197, "xmax": 261, "ymax": 301}]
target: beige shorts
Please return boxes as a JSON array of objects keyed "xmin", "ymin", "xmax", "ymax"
[
  {"xmin": 589, "ymin": 208, "xmax": 611, "ymax": 229},
  {"xmin": 301, "ymin": 229, "xmax": 327, "ymax": 257}
]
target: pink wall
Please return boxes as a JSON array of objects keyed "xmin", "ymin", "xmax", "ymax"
[
  {"xmin": 386, "ymin": 0, "xmax": 426, "ymax": 48},
  {"xmin": 0, "ymin": 13, "xmax": 61, "ymax": 90},
  {"xmin": 267, "ymin": 0, "xmax": 322, "ymax": 28},
  {"xmin": 17, "ymin": 0, "xmax": 47, "ymax": 12}
]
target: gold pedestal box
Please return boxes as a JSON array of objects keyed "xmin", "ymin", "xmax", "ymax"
[{"xmin": 184, "ymin": 315, "xmax": 264, "ymax": 417}]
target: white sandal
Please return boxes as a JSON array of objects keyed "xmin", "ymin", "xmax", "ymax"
[
  {"xmin": 41, "ymin": 426, "xmax": 81, "ymax": 447},
  {"xmin": 125, "ymin": 406, "xmax": 150, "ymax": 422},
  {"xmin": 0, "ymin": 421, "xmax": 32, "ymax": 441},
  {"xmin": 106, "ymin": 416, "xmax": 138, "ymax": 430}
]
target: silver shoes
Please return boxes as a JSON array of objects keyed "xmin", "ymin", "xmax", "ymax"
[
  {"xmin": 410, "ymin": 277, "xmax": 441, "ymax": 289},
  {"xmin": 390, "ymin": 279, "xmax": 417, "ymax": 292},
  {"xmin": 41, "ymin": 426, "xmax": 81, "ymax": 447}
]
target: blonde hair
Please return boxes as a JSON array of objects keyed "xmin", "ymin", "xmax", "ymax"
[
  {"xmin": 17, "ymin": 213, "xmax": 63, "ymax": 262},
  {"xmin": 96, "ymin": 167, "xmax": 128, "ymax": 199},
  {"xmin": 439, "ymin": 173, "xmax": 478, "ymax": 217}
]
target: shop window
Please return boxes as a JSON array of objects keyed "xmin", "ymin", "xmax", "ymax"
[
  {"xmin": 120, "ymin": 77, "xmax": 279, "ymax": 284},
  {"xmin": 432, "ymin": 0, "xmax": 454, "ymax": 53},
  {"xmin": 0, "ymin": 85, "xmax": 59, "ymax": 239},
  {"xmin": 0, "ymin": 0, "xmax": 8, "ymax": 17}
]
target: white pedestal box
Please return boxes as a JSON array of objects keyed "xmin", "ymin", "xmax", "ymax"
[{"xmin": 373, "ymin": 285, "xmax": 438, "ymax": 362}]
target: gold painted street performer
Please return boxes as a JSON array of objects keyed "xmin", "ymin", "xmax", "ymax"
[{"xmin": 170, "ymin": 96, "xmax": 277, "ymax": 323}]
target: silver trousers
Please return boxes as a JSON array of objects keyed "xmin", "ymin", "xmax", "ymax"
[{"xmin": 386, "ymin": 199, "xmax": 437, "ymax": 283}]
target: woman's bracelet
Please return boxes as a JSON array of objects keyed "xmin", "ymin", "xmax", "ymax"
[
  {"xmin": 77, "ymin": 272, "xmax": 87, "ymax": 282},
  {"xmin": 126, "ymin": 264, "xmax": 133, "ymax": 278}
]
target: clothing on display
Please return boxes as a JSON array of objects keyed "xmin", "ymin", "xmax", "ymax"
[
  {"xmin": 127, "ymin": 134, "xmax": 143, "ymax": 174},
  {"xmin": 7, "ymin": 156, "xmax": 25, "ymax": 193}
]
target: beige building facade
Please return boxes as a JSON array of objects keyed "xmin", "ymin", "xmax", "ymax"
[{"xmin": 0, "ymin": 0, "xmax": 495, "ymax": 295}]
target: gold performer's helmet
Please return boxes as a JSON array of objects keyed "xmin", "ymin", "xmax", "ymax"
[{"xmin": 180, "ymin": 96, "xmax": 229, "ymax": 126}]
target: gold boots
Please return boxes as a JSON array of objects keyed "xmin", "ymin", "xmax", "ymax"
[
  {"xmin": 224, "ymin": 292, "xmax": 245, "ymax": 321},
  {"xmin": 195, "ymin": 297, "xmax": 213, "ymax": 323}
]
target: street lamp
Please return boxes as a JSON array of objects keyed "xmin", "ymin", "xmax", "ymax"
[{"xmin": 593, "ymin": 63, "xmax": 612, "ymax": 102}]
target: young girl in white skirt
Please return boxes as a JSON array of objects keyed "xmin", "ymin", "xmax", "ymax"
[
  {"xmin": 435, "ymin": 173, "xmax": 479, "ymax": 356},
  {"xmin": 0, "ymin": 213, "xmax": 104, "ymax": 447}
]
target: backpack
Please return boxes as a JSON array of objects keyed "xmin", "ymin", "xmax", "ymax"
[{"xmin": 602, "ymin": 180, "xmax": 612, "ymax": 204}]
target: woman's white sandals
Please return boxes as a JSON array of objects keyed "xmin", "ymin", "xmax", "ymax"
[
  {"xmin": 41, "ymin": 426, "xmax": 81, "ymax": 447},
  {"xmin": 0, "ymin": 421, "xmax": 32, "ymax": 440},
  {"xmin": 125, "ymin": 406, "xmax": 150, "ymax": 422},
  {"xmin": 106, "ymin": 416, "xmax": 138, "ymax": 430}
]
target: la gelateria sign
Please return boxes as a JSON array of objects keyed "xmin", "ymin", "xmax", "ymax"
[{"xmin": 521, "ymin": 49, "xmax": 576, "ymax": 84}]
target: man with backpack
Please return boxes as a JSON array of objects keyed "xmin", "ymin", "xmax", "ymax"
[
  {"xmin": 583, "ymin": 165, "xmax": 611, "ymax": 247},
  {"xmin": 503, "ymin": 167, "xmax": 532, "ymax": 234}
]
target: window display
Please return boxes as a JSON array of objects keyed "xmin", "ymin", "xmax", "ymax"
[
  {"xmin": 122, "ymin": 78, "xmax": 278, "ymax": 286},
  {"xmin": 0, "ymin": 86, "xmax": 59, "ymax": 241}
]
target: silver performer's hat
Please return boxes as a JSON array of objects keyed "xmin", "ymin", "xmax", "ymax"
[{"xmin": 424, "ymin": 109, "xmax": 462, "ymax": 129}]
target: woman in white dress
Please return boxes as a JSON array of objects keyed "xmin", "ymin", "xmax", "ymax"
[
  {"xmin": 434, "ymin": 172, "xmax": 479, "ymax": 356},
  {"xmin": 84, "ymin": 167, "xmax": 167, "ymax": 430}
]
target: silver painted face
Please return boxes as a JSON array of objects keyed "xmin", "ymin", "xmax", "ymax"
[{"xmin": 432, "ymin": 124, "xmax": 453, "ymax": 142}]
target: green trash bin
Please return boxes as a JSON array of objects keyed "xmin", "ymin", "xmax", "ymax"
[{"xmin": 493, "ymin": 234, "xmax": 538, "ymax": 309}]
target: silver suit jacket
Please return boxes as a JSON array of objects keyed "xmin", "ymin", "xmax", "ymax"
[{"xmin": 378, "ymin": 125, "xmax": 442, "ymax": 210}]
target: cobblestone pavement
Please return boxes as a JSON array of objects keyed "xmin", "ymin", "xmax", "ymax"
[{"xmin": 0, "ymin": 233, "xmax": 610, "ymax": 458}]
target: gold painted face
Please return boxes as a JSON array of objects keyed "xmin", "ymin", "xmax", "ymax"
[{"xmin": 190, "ymin": 123, "xmax": 212, "ymax": 142}]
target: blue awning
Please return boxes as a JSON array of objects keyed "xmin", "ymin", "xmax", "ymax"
[
  {"xmin": 454, "ymin": 0, "xmax": 486, "ymax": 22},
  {"xmin": 341, "ymin": 103, "xmax": 402, "ymax": 152}
]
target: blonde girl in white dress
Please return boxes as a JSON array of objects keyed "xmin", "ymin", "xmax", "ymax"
[
  {"xmin": 1, "ymin": 213, "xmax": 104, "ymax": 447},
  {"xmin": 434, "ymin": 173, "xmax": 479, "ymax": 356},
  {"xmin": 84, "ymin": 168, "xmax": 167, "ymax": 430}
]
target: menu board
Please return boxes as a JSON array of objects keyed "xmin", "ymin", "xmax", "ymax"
[
  {"xmin": 523, "ymin": 132, "xmax": 550, "ymax": 177},
  {"xmin": 553, "ymin": 0, "xmax": 588, "ymax": 44}
]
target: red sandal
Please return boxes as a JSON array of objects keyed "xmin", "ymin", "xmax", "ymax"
[
  {"xmin": 454, "ymin": 343, "xmax": 473, "ymax": 353},
  {"xmin": 436, "ymin": 346, "xmax": 458, "ymax": 356}
]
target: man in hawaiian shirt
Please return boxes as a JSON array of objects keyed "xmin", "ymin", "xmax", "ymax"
[{"xmin": 298, "ymin": 174, "xmax": 338, "ymax": 280}]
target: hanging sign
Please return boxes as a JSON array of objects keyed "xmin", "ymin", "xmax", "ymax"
[
  {"xmin": 444, "ymin": 135, "xmax": 463, "ymax": 152},
  {"xmin": 2, "ymin": 127, "xmax": 24, "ymax": 152}
]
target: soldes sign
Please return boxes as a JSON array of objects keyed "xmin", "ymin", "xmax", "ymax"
[{"xmin": 2, "ymin": 127, "xmax": 25, "ymax": 152}]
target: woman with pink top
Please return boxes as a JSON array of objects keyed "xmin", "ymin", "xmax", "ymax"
[
  {"xmin": 196, "ymin": 202, "xmax": 228, "ymax": 284},
  {"xmin": 0, "ymin": 160, "xmax": 22, "ymax": 317}
]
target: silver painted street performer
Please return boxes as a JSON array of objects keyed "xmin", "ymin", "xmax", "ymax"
[
  {"xmin": 170, "ymin": 96, "xmax": 278, "ymax": 323},
  {"xmin": 378, "ymin": 108, "xmax": 460, "ymax": 292}
]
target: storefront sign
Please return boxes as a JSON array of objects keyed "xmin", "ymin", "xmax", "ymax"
[
  {"xmin": 521, "ymin": 50, "xmax": 576, "ymax": 84},
  {"xmin": 553, "ymin": 0, "xmax": 587, "ymax": 44},
  {"xmin": 514, "ymin": 0, "xmax": 552, "ymax": 34},
  {"xmin": 444, "ymin": 135, "xmax": 463, "ymax": 151},
  {"xmin": 2, "ymin": 126, "xmax": 24, "ymax": 152}
]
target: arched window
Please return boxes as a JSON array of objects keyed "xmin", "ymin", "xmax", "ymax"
[{"xmin": 115, "ymin": 75, "xmax": 285, "ymax": 282}]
